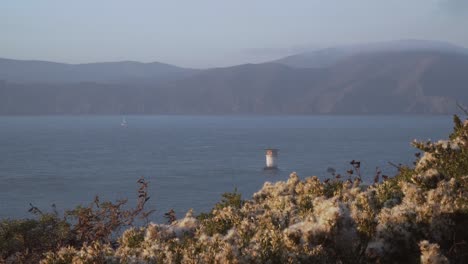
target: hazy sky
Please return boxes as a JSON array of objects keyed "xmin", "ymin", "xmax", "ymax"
[{"xmin": 2, "ymin": 0, "xmax": 468, "ymax": 68}]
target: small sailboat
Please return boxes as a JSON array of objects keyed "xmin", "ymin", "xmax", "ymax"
[{"xmin": 120, "ymin": 116, "xmax": 128, "ymax": 127}]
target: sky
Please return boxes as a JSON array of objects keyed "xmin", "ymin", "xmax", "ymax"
[{"xmin": 1, "ymin": 0, "xmax": 468, "ymax": 68}]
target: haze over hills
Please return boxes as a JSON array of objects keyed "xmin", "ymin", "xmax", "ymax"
[
  {"xmin": 155, "ymin": 50, "xmax": 468, "ymax": 114},
  {"xmin": 1, "ymin": 40, "xmax": 468, "ymax": 115},
  {"xmin": 0, "ymin": 58, "xmax": 198, "ymax": 83},
  {"xmin": 273, "ymin": 39, "xmax": 468, "ymax": 68}
]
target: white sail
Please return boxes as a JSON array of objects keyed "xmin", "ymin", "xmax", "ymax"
[{"xmin": 121, "ymin": 117, "xmax": 128, "ymax": 127}]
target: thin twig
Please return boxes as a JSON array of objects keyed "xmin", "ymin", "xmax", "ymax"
[
  {"xmin": 388, "ymin": 161, "xmax": 402, "ymax": 170},
  {"xmin": 456, "ymin": 101, "xmax": 468, "ymax": 115}
]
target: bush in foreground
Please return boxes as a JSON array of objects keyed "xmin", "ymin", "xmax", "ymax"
[{"xmin": 0, "ymin": 178, "xmax": 153, "ymax": 263}]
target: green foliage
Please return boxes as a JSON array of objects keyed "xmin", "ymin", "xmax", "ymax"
[
  {"xmin": 353, "ymin": 190, "xmax": 379, "ymax": 239},
  {"xmin": 202, "ymin": 217, "xmax": 234, "ymax": 236},
  {"xmin": 195, "ymin": 212, "xmax": 212, "ymax": 221},
  {"xmin": 0, "ymin": 213, "xmax": 72, "ymax": 263},
  {"xmin": 196, "ymin": 189, "xmax": 244, "ymax": 236},
  {"xmin": 297, "ymin": 197, "xmax": 314, "ymax": 216},
  {"xmin": 394, "ymin": 166, "xmax": 415, "ymax": 183},
  {"xmin": 413, "ymin": 116, "xmax": 468, "ymax": 181},
  {"xmin": 215, "ymin": 188, "xmax": 244, "ymax": 210},
  {"xmin": 451, "ymin": 115, "xmax": 464, "ymax": 140},
  {"xmin": 374, "ymin": 178, "xmax": 403, "ymax": 209},
  {"xmin": 323, "ymin": 180, "xmax": 344, "ymax": 198},
  {"xmin": 123, "ymin": 230, "xmax": 144, "ymax": 249},
  {"xmin": 372, "ymin": 166, "xmax": 413, "ymax": 210}
]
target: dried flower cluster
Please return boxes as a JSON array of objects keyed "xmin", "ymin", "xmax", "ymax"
[{"xmin": 11, "ymin": 117, "xmax": 468, "ymax": 263}]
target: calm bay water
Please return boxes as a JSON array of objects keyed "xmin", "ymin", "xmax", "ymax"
[{"xmin": 0, "ymin": 116, "xmax": 452, "ymax": 221}]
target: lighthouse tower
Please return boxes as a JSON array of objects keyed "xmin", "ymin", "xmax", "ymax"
[{"xmin": 264, "ymin": 149, "xmax": 278, "ymax": 170}]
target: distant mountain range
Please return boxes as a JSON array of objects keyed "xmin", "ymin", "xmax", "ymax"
[
  {"xmin": 274, "ymin": 39, "xmax": 468, "ymax": 68},
  {"xmin": 1, "ymin": 39, "xmax": 468, "ymax": 115},
  {"xmin": 0, "ymin": 58, "xmax": 198, "ymax": 84}
]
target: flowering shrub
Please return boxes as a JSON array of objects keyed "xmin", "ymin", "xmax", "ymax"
[{"xmin": 3, "ymin": 116, "xmax": 468, "ymax": 263}]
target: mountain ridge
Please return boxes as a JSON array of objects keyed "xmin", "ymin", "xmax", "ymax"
[
  {"xmin": 0, "ymin": 57, "xmax": 198, "ymax": 84},
  {"xmin": 273, "ymin": 39, "xmax": 468, "ymax": 68},
  {"xmin": 1, "ymin": 40, "xmax": 468, "ymax": 115}
]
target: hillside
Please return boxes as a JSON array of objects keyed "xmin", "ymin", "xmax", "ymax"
[
  {"xmin": 312, "ymin": 51, "xmax": 468, "ymax": 114},
  {"xmin": 1, "ymin": 50, "xmax": 468, "ymax": 115},
  {"xmin": 160, "ymin": 51, "xmax": 468, "ymax": 115},
  {"xmin": 0, "ymin": 58, "xmax": 197, "ymax": 83},
  {"xmin": 273, "ymin": 39, "xmax": 468, "ymax": 68}
]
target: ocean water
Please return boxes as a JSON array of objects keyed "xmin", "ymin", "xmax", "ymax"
[{"xmin": 0, "ymin": 115, "xmax": 453, "ymax": 221}]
